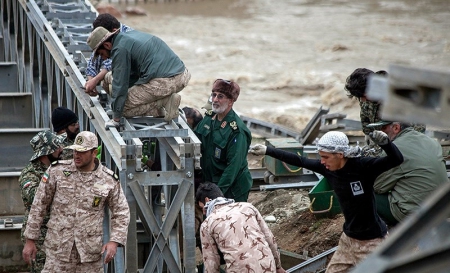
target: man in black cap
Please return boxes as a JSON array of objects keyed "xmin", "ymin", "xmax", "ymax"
[{"xmin": 51, "ymin": 107, "xmax": 80, "ymax": 159}]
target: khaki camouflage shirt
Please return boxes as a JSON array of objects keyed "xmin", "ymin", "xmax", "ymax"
[
  {"xmin": 200, "ymin": 202, "xmax": 282, "ymax": 273},
  {"xmin": 24, "ymin": 159, "xmax": 130, "ymax": 263}
]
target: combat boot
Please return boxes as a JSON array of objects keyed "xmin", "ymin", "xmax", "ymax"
[{"xmin": 157, "ymin": 93, "xmax": 181, "ymax": 121}]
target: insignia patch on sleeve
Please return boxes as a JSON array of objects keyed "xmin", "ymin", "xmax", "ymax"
[
  {"xmin": 92, "ymin": 196, "xmax": 102, "ymax": 207},
  {"xmin": 214, "ymin": 147, "xmax": 221, "ymax": 159},
  {"xmin": 230, "ymin": 121, "xmax": 238, "ymax": 130},
  {"xmin": 42, "ymin": 172, "xmax": 49, "ymax": 183},
  {"xmin": 23, "ymin": 181, "xmax": 31, "ymax": 189}
]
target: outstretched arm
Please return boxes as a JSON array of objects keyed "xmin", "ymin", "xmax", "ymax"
[{"xmin": 250, "ymin": 144, "xmax": 325, "ymax": 174}]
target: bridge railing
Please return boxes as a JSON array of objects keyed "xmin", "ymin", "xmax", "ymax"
[{"xmin": 0, "ymin": 0, "xmax": 199, "ymax": 272}]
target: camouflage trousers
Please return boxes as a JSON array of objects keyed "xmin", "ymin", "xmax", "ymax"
[
  {"xmin": 103, "ymin": 68, "xmax": 191, "ymax": 118},
  {"xmin": 42, "ymin": 243, "xmax": 102, "ymax": 273},
  {"xmin": 326, "ymin": 233, "xmax": 387, "ymax": 273},
  {"xmin": 21, "ymin": 225, "xmax": 46, "ymax": 273}
]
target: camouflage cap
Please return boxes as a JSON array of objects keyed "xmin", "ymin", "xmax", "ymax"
[
  {"xmin": 367, "ymin": 120, "xmax": 393, "ymax": 128},
  {"xmin": 30, "ymin": 130, "xmax": 66, "ymax": 161},
  {"xmin": 66, "ymin": 131, "xmax": 98, "ymax": 152}
]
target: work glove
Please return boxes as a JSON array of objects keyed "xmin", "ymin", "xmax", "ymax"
[
  {"xmin": 369, "ymin": 130, "xmax": 389, "ymax": 146},
  {"xmin": 249, "ymin": 144, "xmax": 267, "ymax": 156},
  {"xmin": 105, "ymin": 119, "xmax": 120, "ymax": 130}
]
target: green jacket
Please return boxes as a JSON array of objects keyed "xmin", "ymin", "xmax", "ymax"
[
  {"xmin": 195, "ymin": 109, "xmax": 252, "ymax": 201},
  {"xmin": 374, "ymin": 127, "xmax": 448, "ymax": 221},
  {"xmin": 110, "ymin": 30, "xmax": 185, "ymax": 119}
]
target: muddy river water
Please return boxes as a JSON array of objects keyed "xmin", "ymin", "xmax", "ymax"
[{"xmin": 112, "ymin": 0, "xmax": 450, "ymax": 132}]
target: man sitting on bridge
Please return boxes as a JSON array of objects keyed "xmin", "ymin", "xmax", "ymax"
[
  {"xmin": 84, "ymin": 13, "xmax": 132, "ymax": 96},
  {"xmin": 86, "ymin": 26, "xmax": 191, "ymax": 127}
]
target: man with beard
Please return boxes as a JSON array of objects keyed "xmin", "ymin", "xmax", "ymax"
[
  {"xmin": 51, "ymin": 107, "xmax": 80, "ymax": 159},
  {"xmin": 194, "ymin": 79, "xmax": 252, "ymax": 202},
  {"xmin": 19, "ymin": 130, "xmax": 65, "ymax": 273},
  {"xmin": 22, "ymin": 131, "xmax": 130, "ymax": 272}
]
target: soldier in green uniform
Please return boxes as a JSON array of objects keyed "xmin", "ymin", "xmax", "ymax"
[
  {"xmin": 195, "ymin": 79, "xmax": 252, "ymax": 202},
  {"xmin": 19, "ymin": 130, "xmax": 65, "ymax": 273},
  {"xmin": 344, "ymin": 68, "xmax": 426, "ymax": 157},
  {"xmin": 51, "ymin": 107, "xmax": 80, "ymax": 160}
]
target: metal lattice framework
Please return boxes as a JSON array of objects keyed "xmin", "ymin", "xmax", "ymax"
[{"xmin": 0, "ymin": 0, "xmax": 200, "ymax": 272}]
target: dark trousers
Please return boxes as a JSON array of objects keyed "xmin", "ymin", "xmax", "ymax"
[{"xmin": 375, "ymin": 193, "xmax": 399, "ymax": 227}]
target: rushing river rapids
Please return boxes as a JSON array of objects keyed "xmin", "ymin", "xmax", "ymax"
[{"xmin": 109, "ymin": 0, "xmax": 450, "ymax": 132}]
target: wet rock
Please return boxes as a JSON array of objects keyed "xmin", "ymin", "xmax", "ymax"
[{"xmin": 264, "ymin": 215, "xmax": 276, "ymax": 223}]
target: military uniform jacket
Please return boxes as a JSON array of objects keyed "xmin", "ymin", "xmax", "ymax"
[
  {"xmin": 19, "ymin": 160, "xmax": 51, "ymax": 236},
  {"xmin": 60, "ymin": 137, "xmax": 74, "ymax": 160},
  {"xmin": 374, "ymin": 128, "xmax": 448, "ymax": 221},
  {"xmin": 200, "ymin": 202, "xmax": 282, "ymax": 273},
  {"xmin": 24, "ymin": 159, "xmax": 130, "ymax": 263},
  {"xmin": 195, "ymin": 109, "xmax": 253, "ymax": 200}
]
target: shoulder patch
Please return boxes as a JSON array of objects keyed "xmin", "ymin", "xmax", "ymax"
[
  {"xmin": 52, "ymin": 159, "xmax": 72, "ymax": 165},
  {"xmin": 103, "ymin": 167, "xmax": 119, "ymax": 181},
  {"xmin": 42, "ymin": 172, "xmax": 49, "ymax": 183},
  {"xmin": 205, "ymin": 110, "xmax": 214, "ymax": 116},
  {"xmin": 229, "ymin": 121, "xmax": 238, "ymax": 130}
]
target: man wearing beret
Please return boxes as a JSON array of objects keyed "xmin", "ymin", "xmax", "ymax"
[
  {"xmin": 194, "ymin": 79, "xmax": 253, "ymax": 202},
  {"xmin": 19, "ymin": 130, "xmax": 65, "ymax": 273},
  {"xmin": 51, "ymin": 107, "xmax": 80, "ymax": 160},
  {"xmin": 86, "ymin": 26, "xmax": 191, "ymax": 127}
]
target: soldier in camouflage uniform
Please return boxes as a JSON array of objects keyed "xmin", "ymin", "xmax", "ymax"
[
  {"xmin": 196, "ymin": 182, "xmax": 286, "ymax": 273},
  {"xmin": 22, "ymin": 131, "xmax": 130, "ymax": 272},
  {"xmin": 344, "ymin": 68, "xmax": 426, "ymax": 157},
  {"xmin": 19, "ymin": 130, "xmax": 65, "ymax": 273},
  {"xmin": 51, "ymin": 107, "xmax": 80, "ymax": 160}
]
